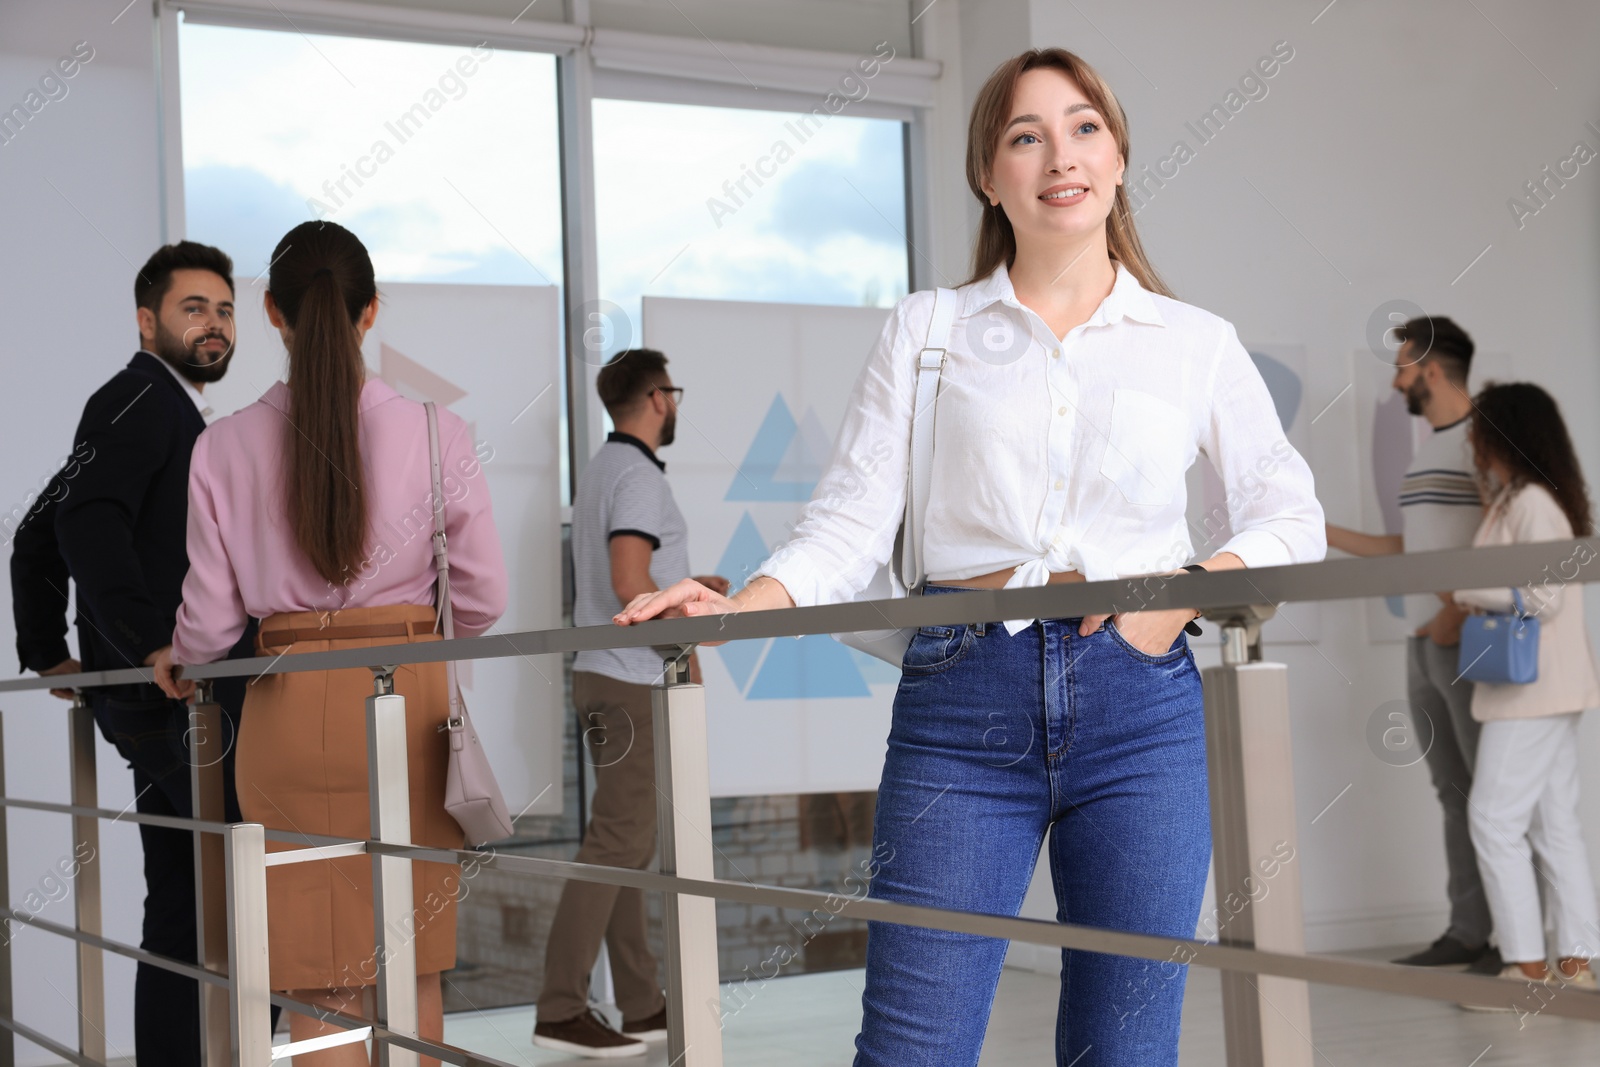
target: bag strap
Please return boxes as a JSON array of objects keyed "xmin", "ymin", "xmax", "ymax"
[
  {"xmin": 1511, "ymin": 586, "xmax": 1526, "ymax": 618},
  {"xmin": 900, "ymin": 287, "xmax": 958, "ymax": 590},
  {"xmin": 425, "ymin": 402, "xmax": 463, "ymax": 721}
]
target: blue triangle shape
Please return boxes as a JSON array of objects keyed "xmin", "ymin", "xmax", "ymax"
[
  {"xmin": 726, "ymin": 395, "xmax": 816, "ymax": 501},
  {"xmin": 747, "ymin": 634, "xmax": 872, "ymax": 700}
]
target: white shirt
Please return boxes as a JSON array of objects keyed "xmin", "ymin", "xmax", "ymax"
[
  {"xmin": 143, "ymin": 348, "xmax": 214, "ymax": 421},
  {"xmin": 752, "ymin": 262, "xmax": 1326, "ymax": 630}
]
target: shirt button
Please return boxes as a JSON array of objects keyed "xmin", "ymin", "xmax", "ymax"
[
  {"xmin": 1054, "ymin": 479, "xmax": 1065, "ymax": 491},
  {"xmin": 1057, "ymin": 406, "xmax": 1067, "ymax": 416},
  {"xmin": 1052, "ymin": 348, "xmax": 1062, "ymax": 359}
]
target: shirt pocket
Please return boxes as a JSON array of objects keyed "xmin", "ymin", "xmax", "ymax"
[{"xmin": 1098, "ymin": 388, "xmax": 1190, "ymax": 507}]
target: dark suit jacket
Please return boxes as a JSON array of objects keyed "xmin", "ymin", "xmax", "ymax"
[{"xmin": 10, "ymin": 351, "xmax": 254, "ymax": 701}]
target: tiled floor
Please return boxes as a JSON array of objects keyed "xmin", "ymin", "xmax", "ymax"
[{"xmin": 438, "ymin": 947, "xmax": 1598, "ymax": 1066}]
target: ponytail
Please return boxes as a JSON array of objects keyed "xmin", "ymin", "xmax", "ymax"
[{"xmin": 266, "ymin": 222, "xmax": 377, "ymax": 586}]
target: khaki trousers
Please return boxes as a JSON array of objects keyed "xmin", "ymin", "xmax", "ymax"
[{"xmin": 537, "ymin": 671, "xmax": 666, "ymax": 1022}]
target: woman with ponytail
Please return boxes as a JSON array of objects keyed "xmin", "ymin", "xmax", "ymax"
[
  {"xmin": 153, "ymin": 222, "xmax": 508, "ymax": 1064},
  {"xmin": 618, "ymin": 50, "xmax": 1324, "ymax": 1065}
]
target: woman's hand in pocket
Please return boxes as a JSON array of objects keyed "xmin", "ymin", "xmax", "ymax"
[{"xmin": 1080, "ymin": 608, "xmax": 1193, "ymax": 656}]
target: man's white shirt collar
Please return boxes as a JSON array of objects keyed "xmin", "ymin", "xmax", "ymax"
[{"xmin": 142, "ymin": 349, "xmax": 215, "ymax": 421}]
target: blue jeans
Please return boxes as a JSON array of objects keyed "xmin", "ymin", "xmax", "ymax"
[{"xmin": 854, "ymin": 588, "xmax": 1212, "ymax": 1066}]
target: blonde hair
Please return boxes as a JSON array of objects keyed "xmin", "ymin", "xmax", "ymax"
[{"xmin": 963, "ymin": 48, "xmax": 1171, "ymax": 296}]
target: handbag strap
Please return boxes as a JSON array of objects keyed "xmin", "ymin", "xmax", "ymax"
[
  {"xmin": 901, "ymin": 287, "xmax": 957, "ymax": 590},
  {"xmin": 1511, "ymin": 586, "xmax": 1526, "ymax": 617},
  {"xmin": 424, "ymin": 402, "xmax": 463, "ymax": 719}
]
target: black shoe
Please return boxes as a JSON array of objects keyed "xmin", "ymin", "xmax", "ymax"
[
  {"xmin": 1392, "ymin": 934, "xmax": 1487, "ymax": 967},
  {"xmin": 533, "ymin": 1008, "xmax": 648, "ymax": 1059},
  {"xmin": 1466, "ymin": 944, "xmax": 1505, "ymax": 975},
  {"xmin": 621, "ymin": 1005, "xmax": 669, "ymax": 1042}
]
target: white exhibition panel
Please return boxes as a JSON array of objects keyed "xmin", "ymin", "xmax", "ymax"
[
  {"xmin": 643, "ymin": 296, "xmax": 901, "ymax": 798},
  {"xmin": 218, "ymin": 281, "xmax": 564, "ymax": 815}
]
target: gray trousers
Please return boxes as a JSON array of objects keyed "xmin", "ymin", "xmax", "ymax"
[
  {"xmin": 1407, "ymin": 635, "xmax": 1493, "ymax": 947},
  {"xmin": 538, "ymin": 672, "xmax": 666, "ymax": 1023}
]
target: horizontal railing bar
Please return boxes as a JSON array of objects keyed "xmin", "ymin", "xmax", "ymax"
[
  {"xmin": 0, "ymin": 796, "xmax": 368, "ymax": 849},
  {"xmin": 0, "ymin": 795, "xmax": 235, "ymax": 834},
  {"xmin": 361, "ymin": 840, "xmax": 1600, "ymax": 1023},
  {"xmin": 0, "ymin": 539, "xmax": 1592, "ymax": 694},
  {"xmin": 268, "ymin": 994, "xmax": 525, "ymax": 1067},
  {"xmin": 0, "ymin": 1013, "xmax": 104, "ymax": 1067},
  {"xmin": 8, "ymin": 822, "xmax": 1596, "ymax": 1026},
  {"xmin": 6, "ymin": 910, "xmax": 228, "ymax": 987},
  {"xmin": 271, "ymin": 1026, "xmax": 373, "ymax": 1060},
  {"xmin": 264, "ymin": 840, "xmax": 368, "ymax": 866}
]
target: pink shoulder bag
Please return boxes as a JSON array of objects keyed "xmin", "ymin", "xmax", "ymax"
[{"xmin": 425, "ymin": 402, "xmax": 515, "ymax": 845}]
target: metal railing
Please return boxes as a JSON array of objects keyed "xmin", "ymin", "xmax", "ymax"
[{"xmin": 2, "ymin": 539, "xmax": 1599, "ymax": 1066}]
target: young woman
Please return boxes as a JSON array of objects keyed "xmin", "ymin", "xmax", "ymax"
[
  {"xmin": 1452, "ymin": 382, "xmax": 1598, "ymax": 1002},
  {"xmin": 152, "ymin": 221, "xmax": 508, "ymax": 1065},
  {"xmin": 616, "ymin": 49, "xmax": 1324, "ymax": 1065}
]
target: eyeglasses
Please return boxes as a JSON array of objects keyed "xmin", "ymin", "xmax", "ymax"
[{"xmin": 653, "ymin": 386, "xmax": 685, "ymax": 406}]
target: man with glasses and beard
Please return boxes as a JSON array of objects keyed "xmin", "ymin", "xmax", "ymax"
[
  {"xmin": 533, "ymin": 348, "xmax": 726, "ymax": 1057},
  {"xmin": 9, "ymin": 240, "xmax": 261, "ymax": 1066},
  {"xmin": 1326, "ymin": 316, "xmax": 1501, "ymax": 975}
]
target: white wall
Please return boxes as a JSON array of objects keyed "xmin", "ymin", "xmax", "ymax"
[
  {"xmin": 1, "ymin": 2, "xmax": 168, "ymax": 1060},
  {"xmin": 928, "ymin": 0, "xmax": 1600, "ymax": 959}
]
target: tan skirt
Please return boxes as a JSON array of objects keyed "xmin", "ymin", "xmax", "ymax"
[{"xmin": 238, "ymin": 604, "xmax": 462, "ymax": 991}]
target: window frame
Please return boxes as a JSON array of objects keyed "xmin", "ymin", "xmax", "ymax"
[{"xmin": 157, "ymin": 0, "xmax": 930, "ymax": 496}]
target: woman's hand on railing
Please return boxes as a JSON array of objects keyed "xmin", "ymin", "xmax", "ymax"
[
  {"xmin": 615, "ymin": 578, "xmax": 738, "ymax": 634},
  {"xmin": 149, "ymin": 646, "xmax": 195, "ymax": 701}
]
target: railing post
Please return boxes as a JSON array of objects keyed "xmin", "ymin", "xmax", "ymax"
[
  {"xmin": 67, "ymin": 695, "xmax": 104, "ymax": 1063},
  {"xmin": 0, "ymin": 712, "xmax": 14, "ymax": 1067},
  {"xmin": 368, "ymin": 667, "xmax": 419, "ymax": 1067},
  {"xmin": 188, "ymin": 679, "xmax": 232, "ymax": 1065},
  {"xmin": 1202, "ymin": 610, "xmax": 1312, "ymax": 1067},
  {"xmin": 653, "ymin": 650, "xmax": 723, "ymax": 1067},
  {"xmin": 225, "ymin": 822, "xmax": 272, "ymax": 1067}
]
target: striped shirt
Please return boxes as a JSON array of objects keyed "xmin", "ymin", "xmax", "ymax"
[
  {"xmin": 1400, "ymin": 417, "xmax": 1482, "ymax": 625},
  {"xmin": 572, "ymin": 433, "xmax": 691, "ymax": 685}
]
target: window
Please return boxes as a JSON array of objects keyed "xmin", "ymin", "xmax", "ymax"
[
  {"xmin": 179, "ymin": 21, "xmax": 562, "ymax": 288},
  {"xmin": 592, "ymin": 97, "xmax": 911, "ymax": 363}
]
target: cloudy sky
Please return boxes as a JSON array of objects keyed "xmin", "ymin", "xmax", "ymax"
[{"xmin": 179, "ymin": 18, "xmax": 909, "ymax": 340}]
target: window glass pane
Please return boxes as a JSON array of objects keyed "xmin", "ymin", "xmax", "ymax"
[
  {"xmin": 592, "ymin": 97, "xmax": 910, "ymax": 366},
  {"xmin": 178, "ymin": 20, "xmax": 570, "ymax": 495},
  {"xmin": 180, "ymin": 20, "xmax": 561, "ymax": 286}
]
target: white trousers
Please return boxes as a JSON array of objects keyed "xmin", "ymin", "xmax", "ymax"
[{"xmin": 1468, "ymin": 713, "xmax": 1600, "ymax": 962}]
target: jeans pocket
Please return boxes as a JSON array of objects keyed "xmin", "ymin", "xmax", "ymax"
[
  {"xmin": 1105, "ymin": 619, "xmax": 1189, "ymax": 665},
  {"xmin": 901, "ymin": 624, "xmax": 973, "ymax": 677}
]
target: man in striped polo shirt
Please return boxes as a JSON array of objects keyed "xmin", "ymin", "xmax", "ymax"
[
  {"xmin": 1328, "ymin": 317, "xmax": 1496, "ymax": 971},
  {"xmin": 535, "ymin": 348, "xmax": 729, "ymax": 1057}
]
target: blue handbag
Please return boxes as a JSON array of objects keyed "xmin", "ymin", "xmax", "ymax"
[{"xmin": 1457, "ymin": 589, "xmax": 1539, "ymax": 684}]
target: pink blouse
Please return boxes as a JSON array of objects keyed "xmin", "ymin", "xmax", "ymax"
[{"xmin": 171, "ymin": 378, "xmax": 508, "ymax": 665}]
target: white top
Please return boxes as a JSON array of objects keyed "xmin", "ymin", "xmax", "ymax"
[
  {"xmin": 1399, "ymin": 417, "xmax": 1482, "ymax": 625},
  {"xmin": 752, "ymin": 262, "xmax": 1326, "ymax": 627},
  {"xmin": 142, "ymin": 348, "xmax": 214, "ymax": 421},
  {"xmin": 1454, "ymin": 482, "xmax": 1600, "ymax": 721},
  {"xmin": 572, "ymin": 434, "xmax": 692, "ymax": 686}
]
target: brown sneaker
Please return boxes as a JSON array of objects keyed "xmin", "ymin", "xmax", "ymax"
[
  {"xmin": 621, "ymin": 1006, "xmax": 669, "ymax": 1042},
  {"xmin": 532, "ymin": 1008, "xmax": 648, "ymax": 1058}
]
